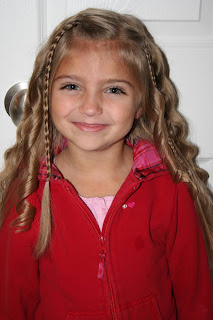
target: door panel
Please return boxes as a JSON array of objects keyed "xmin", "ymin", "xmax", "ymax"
[{"xmin": 0, "ymin": 0, "xmax": 41, "ymax": 163}]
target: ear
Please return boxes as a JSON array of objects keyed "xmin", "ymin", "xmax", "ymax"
[{"xmin": 134, "ymin": 106, "xmax": 143, "ymax": 119}]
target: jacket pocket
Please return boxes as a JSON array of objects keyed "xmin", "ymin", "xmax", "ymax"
[
  {"xmin": 66, "ymin": 295, "xmax": 164, "ymax": 320},
  {"xmin": 117, "ymin": 294, "xmax": 164, "ymax": 320},
  {"xmin": 66, "ymin": 310, "xmax": 110, "ymax": 320}
]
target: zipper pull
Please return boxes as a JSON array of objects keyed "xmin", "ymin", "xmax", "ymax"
[
  {"xmin": 97, "ymin": 251, "xmax": 106, "ymax": 279},
  {"xmin": 100, "ymin": 235, "xmax": 106, "ymax": 246}
]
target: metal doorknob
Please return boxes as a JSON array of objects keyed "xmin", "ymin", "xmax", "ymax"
[{"xmin": 4, "ymin": 82, "xmax": 28, "ymax": 126}]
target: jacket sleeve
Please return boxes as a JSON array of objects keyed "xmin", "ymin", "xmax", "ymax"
[
  {"xmin": 166, "ymin": 182, "xmax": 213, "ymax": 320},
  {"xmin": 0, "ymin": 192, "xmax": 40, "ymax": 319}
]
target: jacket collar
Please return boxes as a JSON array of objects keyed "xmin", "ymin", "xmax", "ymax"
[
  {"xmin": 128, "ymin": 139, "xmax": 167, "ymax": 179},
  {"xmin": 38, "ymin": 140, "xmax": 167, "ymax": 181}
]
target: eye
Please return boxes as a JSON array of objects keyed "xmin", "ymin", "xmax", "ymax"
[
  {"xmin": 61, "ymin": 84, "xmax": 80, "ymax": 91},
  {"xmin": 107, "ymin": 87, "xmax": 125, "ymax": 95}
]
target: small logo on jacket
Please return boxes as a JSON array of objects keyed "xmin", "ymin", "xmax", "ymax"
[{"xmin": 122, "ymin": 202, "xmax": 135, "ymax": 209}]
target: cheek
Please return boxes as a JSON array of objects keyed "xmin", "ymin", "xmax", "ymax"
[
  {"xmin": 51, "ymin": 96, "xmax": 73, "ymax": 119},
  {"xmin": 117, "ymin": 109, "xmax": 136, "ymax": 130}
]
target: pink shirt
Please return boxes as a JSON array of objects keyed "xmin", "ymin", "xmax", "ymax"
[{"xmin": 80, "ymin": 196, "xmax": 115, "ymax": 231}]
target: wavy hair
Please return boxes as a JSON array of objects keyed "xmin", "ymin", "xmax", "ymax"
[{"xmin": 0, "ymin": 8, "xmax": 212, "ymax": 262}]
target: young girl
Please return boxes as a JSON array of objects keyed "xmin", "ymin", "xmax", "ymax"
[{"xmin": 0, "ymin": 8, "xmax": 212, "ymax": 320}]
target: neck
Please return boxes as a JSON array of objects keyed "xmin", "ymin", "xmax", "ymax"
[
  {"xmin": 59, "ymin": 140, "xmax": 133, "ymax": 176},
  {"xmin": 54, "ymin": 140, "xmax": 133, "ymax": 197}
]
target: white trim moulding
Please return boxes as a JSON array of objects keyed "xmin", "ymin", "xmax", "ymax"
[
  {"xmin": 38, "ymin": 0, "xmax": 48, "ymax": 43},
  {"xmin": 157, "ymin": 36, "xmax": 213, "ymax": 48}
]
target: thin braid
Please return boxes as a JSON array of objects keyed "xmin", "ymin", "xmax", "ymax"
[
  {"xmin": 43, "ymin": 30, "xmax": 68, "ymax": 179},
  {"xmin": 143, "ymin": 44, "xmax": 192, "ymax": 176},
  {"xmin": 143, "ymin": 46, "xmax": 158, "ymax": 89},
  {"xmin": 144, "ymin": 49, "xmax": 192, "ymax": 177},
  {"xmin": 35, "ymin": 20, "xmax": 81, "ymax": 257},
  {"xmin": 43, "ymin": 21, "xmax": 81, "ymax": 179},
  {"xmin": 167, "ymin": 138, "xmax": 192, "ymax": 175}
]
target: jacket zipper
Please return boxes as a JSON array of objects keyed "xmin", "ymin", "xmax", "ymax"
[
  {"xmin": 97, "ymin": 236, "xmax": 106, "ymax": 279},
  {"xmin": 98, "ymin": 235, "xmax": 117, "ymax": 320},
  {"xmin": 97, "ymin": 188, "xmax": 140, "ymax": 320},
  {"xmin": 65, "ymin": 181, "xmax": 141, "ymax": 320},
  {"xmin": 105, "ymin": 260, "xmax": 117, "ymax": 320}
]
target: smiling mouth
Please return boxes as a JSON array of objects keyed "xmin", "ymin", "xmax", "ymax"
[{"xmin": 73, "ymin": 122, "xmax": 109, "ymax": 132}]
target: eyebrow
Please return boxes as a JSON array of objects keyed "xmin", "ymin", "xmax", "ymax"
[
  {"xmin": 54, "ymin": 75, "xmax": 80, "ymax": 82},
  {"xmin": 104, "ymin": 79, "xmax": 134, "ymax": 88},
  {"xmin": 54, "ymin": 75, "xmax": 134, "ymax": 88}
]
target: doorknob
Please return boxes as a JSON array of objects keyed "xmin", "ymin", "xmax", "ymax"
[{"xmin": 4, "ymin": 82, "xmax": 28, "ymax": 126}]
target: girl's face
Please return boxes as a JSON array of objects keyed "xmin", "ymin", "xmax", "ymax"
[{"xmin": 51, "ymin": 41, "xmax": 142, "ymax": 153}]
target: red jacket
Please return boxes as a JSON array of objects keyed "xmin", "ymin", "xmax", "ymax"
[{"xmin": 0, "ymin": 140, "xmax": 212, "ymax": 320}]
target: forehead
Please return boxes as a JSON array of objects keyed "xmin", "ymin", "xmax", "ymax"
[
  {"xmin": 55, "ymin": 39, "xmax": 136, "ymax": 80},
  {"xmin": 67, "ymin": 39, "xmax": 121, "ymax": 57}
]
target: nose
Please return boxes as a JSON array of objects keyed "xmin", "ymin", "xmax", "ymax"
[{"xmin": 79, "ymin": 92, "xmax": 103, "ymax": 117}]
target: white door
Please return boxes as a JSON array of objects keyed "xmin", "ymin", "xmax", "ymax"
[
  {"xmin": 0, "ymin": 0, "xmax": 42, "ymax": 164},
  {"xmin": 1, "ymin": 0, "xmax": 213, "ymax": 188}
]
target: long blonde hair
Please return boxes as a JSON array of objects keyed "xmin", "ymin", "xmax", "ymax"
[{"xmin": 0, "ymin": 8, "xmax": 212, "ymax": 263}]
